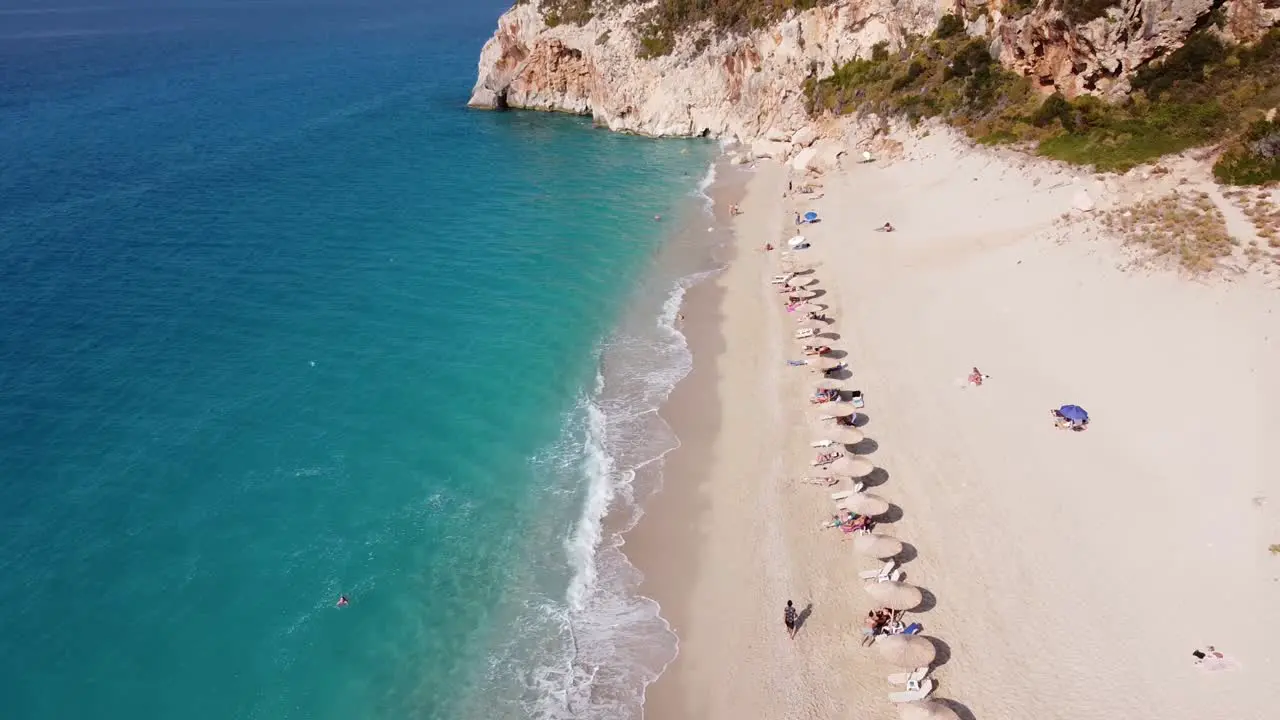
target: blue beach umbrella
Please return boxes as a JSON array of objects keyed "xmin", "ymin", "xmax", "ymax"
[
  {"xmin": 803, "ymin": 211, "xmax": 818, "ymax": 222},
  {"xmin": 1058, "ymin": 405, "xmax": 1089, "ymax": 423}
]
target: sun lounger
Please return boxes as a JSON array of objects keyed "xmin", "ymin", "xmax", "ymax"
[
  {"xmin": 795, "ymin": 328, "xmax": 817, "ymax": 339},
  {"xmin": 887, "ymin": 668, "xmax": 929, "ymax": 685},
  {"xmin": 859, "ymin": 560, "xmax": 896, "ymax": 581},
  {"xmin": 811, "ymin": 440, "xmax": 836, "ymax": 448},
  {"xmin": 865, "ymin": 568, "xmax": 903, "ymax": 584},
  {"xmin": 887, "ymin": 678, "xmax": 934, "ymax": 703},
  {"xmin": 770, "ymin": 274, "xmax": 793, "ymax": 284},
  {"xmin": 828, "ymin": 483, "xmax": 864, "ymax": 500}
]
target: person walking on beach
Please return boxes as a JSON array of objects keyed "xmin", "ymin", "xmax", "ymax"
[{"xmin": 784, "ymin": 600, "xmax": 799, "ymax": 639}]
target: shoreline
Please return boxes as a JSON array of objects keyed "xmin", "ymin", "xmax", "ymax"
[
  {"xmin": 625, "ymin": 161, "xmax": 789, "ymax": 718},
  {"xmin": 623, "ymin": 127, "xmax": 1280, "ymax": 720}
]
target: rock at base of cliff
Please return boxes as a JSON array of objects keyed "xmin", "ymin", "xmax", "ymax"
[
  {"xmin": 752, "ymin": 140, "xmax": 792, "ymax": 160},
  {"xmin": 812, "ymin": 139, "xmax": 846, "ymax": 171},
  {"xmin": 790, "ymin": 147, "xmax": 818, "ymax": 172},
  {"xmin": 791, "ymin": 127, "xmax": 819, "ymax": 148},
  {"xmin": 1072, "ymin": 189, "xmax": 1096, "ymax": 213},
  {"xmin": 468, "ymin": 87, "xmax": 502, "ymax": 110}
]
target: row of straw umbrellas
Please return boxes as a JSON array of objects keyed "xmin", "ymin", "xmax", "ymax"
[{"xmin": 777, "ymin": 237, "xmax": 961, "ymax": 720}]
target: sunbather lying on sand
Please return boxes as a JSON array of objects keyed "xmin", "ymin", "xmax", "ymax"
[
  {"xmin": 968, "ymin": 367, "xmax": 989, "ymax": 386},
  {"xmin": 811, "ymin": 388, "xmax": 840, "ymax": 404},
  {"xmin": 820, "ymin": 511, "xmax": 857, "ymax": 529},
  {"xmin": 802, "ymin": 345, "xmax": 831, "ymax": 356},
  {"xmin": 842, "ymin": 515, "xmax": 873, "ymax": 534},
  {"xmin": 812, "ymin": 451, "xmax": 843, "ymax": 466}
]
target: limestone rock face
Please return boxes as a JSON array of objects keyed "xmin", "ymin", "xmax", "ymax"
[
  {"xmin": 993, "ymin": 0, "xmax": 1277, "ymax": 97},
  {"xmin": 469, "ymin": 0, "xmax": 1278, "ymax": 139},
  {"xmin": 468, "ymin": 1, "xmax": 937, "ymax": 140}
]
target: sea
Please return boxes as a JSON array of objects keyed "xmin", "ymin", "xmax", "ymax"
[{"xmin": 0, "ymin": 2, "xmax": 728, "ymax": 719}]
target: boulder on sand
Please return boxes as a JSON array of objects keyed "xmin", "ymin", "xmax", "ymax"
[
  {"xmin": 791, "ymin": 126, "xmax": 819, "ymax": 148},
  {"xmin": 791, "ymin": 147, "xmax": 820, "ymax": 171},
  {"xmin": 752, "ymin": 140, "xmax": 792, "ymax": 160},
  {"xmin": 1072, "ymin": 189, "xmax": 1096, "ymax": 212}
]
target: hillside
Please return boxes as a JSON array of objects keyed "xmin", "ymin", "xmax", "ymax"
[{"xmin": 470, "ymin": 0, "xmax": 1280, "ymax": 182}]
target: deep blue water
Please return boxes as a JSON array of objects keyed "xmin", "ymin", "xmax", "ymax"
[{"xmin": 0, "ymin": 2, "xmax": 715, "ymax": 718}]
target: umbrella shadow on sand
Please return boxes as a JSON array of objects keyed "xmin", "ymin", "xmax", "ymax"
[
  {"xmin": 851, "ymin": 412, "xmax": 870, "ymax": 427},
  {"xmin": 859, "ymin": 466, "xmax": 889, "ymax": 488},
  {"xmin": 891, "ymin": 542, "xmax": 918, "ymax": 565},
  {"xmin": 912, "ymin": 587, "xmax": 938, "ymax": 614},
  {"xmin": 823, "ymin": 348, "xmax": 848, "ymax": 359},
  {"xmin": 876, "ymin": 503, "xmax": 905, "ymax": 525},
  {"xmin": 935, "ymin": 699, "xmax": 978, "ymax": 720},
  {"xmin": 850, "ymin": 437, "xmax": 879, "ymax": 455},
  {"xmin": 926, "ymin": 636, "xmax": 953, "ymax": 667}
]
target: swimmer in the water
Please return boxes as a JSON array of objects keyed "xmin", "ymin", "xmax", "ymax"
[{"xmin": 337, "ymin": 595, "xmax": 349, "ymax": 608}]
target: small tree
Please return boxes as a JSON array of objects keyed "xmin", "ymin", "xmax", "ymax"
[{"xmin": 935, "ymin": 14, "xmax": 965, "ymax": 40}]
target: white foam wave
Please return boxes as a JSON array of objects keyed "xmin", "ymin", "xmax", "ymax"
[
  {"xmin": 564, "ymin": 372, "xmax": 613, "ymax": 614},
  {"xmin": 508, "ymin": 267, "xmax": 720, "ymax": 720},
  {"xmin": 692, "ymin": 162, "xmax": 717, "ymax": 214}
]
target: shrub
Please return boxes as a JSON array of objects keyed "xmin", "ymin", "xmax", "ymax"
[
  {"xmin": 539, "ymin": 0, "xmax": 594, "ymax": 27},
  {"xmin": 946, "ymin": 38, "xmax": 993, "ymax": 80},
  {"xmin": 1002, "ymin": 0, "xmax": 1039, "ymax": 18},
  {"xmin": 1057, "ymin": 0, "xmax": 1117, "ymax": 24},
  {"xmin": 1131, "ymin": 32, "xmax": 1229, "ymax": 98},
  {"xmin": 1031, "ymin": 92, "xmax": 1074, "ymax": 129},
  {"xmin": 1214, "ymin": 120, "xmax": 1280, "ymax": 185},
  {"xmin": 935, "ymin": 14, "xmax": 965, "ymax": 40},
  {"xmin": 621, "ymin": 0, "xmax": 838, "ymax": 57}
]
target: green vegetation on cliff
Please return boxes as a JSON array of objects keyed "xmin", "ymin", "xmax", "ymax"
[
  {"xmin": 532, "ymin": 0, "xmax": 838, "ymax": 57},
  {"xmin": 526, "ymin": 1, "xmax": 1278, "ymax": 183},
  {"xmin": 808, "ymin": 18, "xmax": 1280, "ymax": 184}
]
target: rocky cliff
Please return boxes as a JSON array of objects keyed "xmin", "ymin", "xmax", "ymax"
[{"xmin": 468, "ymin": 0, "xmax": 1278, "ymax": 142}]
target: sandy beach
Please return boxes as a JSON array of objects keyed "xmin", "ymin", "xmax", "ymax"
[{"xmin": 629, "ymin": 130, "xmax": 1280, "ymax": 720}]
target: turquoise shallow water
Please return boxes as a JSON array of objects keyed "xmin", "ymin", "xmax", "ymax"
[{"xmin": 0, "ymin": 2, "xmax": 716, "ymax": 718}]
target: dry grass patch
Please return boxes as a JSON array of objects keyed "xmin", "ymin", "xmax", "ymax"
[
  {"xmin": 1233, "ymin": 191, "xmax": 1280, "ymax": 255},
  {"xmin": 1101, "ymin": 192, "xmax": 1236, "ymax": 273}
]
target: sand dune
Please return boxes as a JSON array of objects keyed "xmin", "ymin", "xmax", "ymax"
[{"xmin": 633, "ymin": 131, "xmax": 1280, "ymax": 720}]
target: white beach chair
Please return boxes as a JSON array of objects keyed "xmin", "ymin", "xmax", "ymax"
[
  {"xmin": 770, "ymin": 274, "xmax": 792, "ymax": 285},
  {"xmin": 828, "ymin": 484, "xmax": 864, "ymax": 500},
  {"xmin": 794, "ymin": 328, "xmax": 817, "ymax": 339},
  {"xmin": 811, "ymin": 440, "xmax": 836, "ymax": 448},
  {"xmin": 859, "ymin": 560, "xmax": 896, "ymax": 581},
  {"xmin": 887, "ymin": 668, "xmax": 929, "ymax": 686},
  {"xmin": 865, "ymin": 568, "xmax": 904, "ymax": 584},
  {"xmin": 887, "ymin": 678, "xmax": 934, "ymax": 703}
]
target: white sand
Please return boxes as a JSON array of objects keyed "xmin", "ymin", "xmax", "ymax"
[{"xmin": 638, "ymin": 129, "xmax": 1280, "ymax": 720}]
